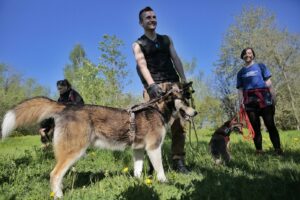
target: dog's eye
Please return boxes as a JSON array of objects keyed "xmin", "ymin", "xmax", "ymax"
[{"xmin": 184, "ymin": 99, "xmax": 190, "ymax": 106}]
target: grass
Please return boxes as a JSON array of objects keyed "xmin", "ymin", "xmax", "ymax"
[{"xmin": 0, "ymin": 130, "xmax": 299, "ymax": 200}]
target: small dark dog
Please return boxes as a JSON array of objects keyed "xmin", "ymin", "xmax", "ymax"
[{"xmin": 209, "ymin": 121, "xmax": 243, "ymax": 165}]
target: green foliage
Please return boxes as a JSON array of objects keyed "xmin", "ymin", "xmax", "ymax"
[
  {"xmin": 214, "ymin": 6, "xmax": 300, "ymax": 129},
  {"xmin": 64, "ymin": 44, "xmax": 87, "ymax": 83},
  {"xmin": 0, "ymin": 131, "xmax": 299, "ymax": 199},
  {"xmin": 0, "ymin": 63, "xmax": 49, "ymax": 127},
  {"xmin": 183, "ymin": 59, "xmax": 224, "ymax": 128},
  {"xmin": 63, "ymin": 35, "xmax": 137, "ymax": 107}
]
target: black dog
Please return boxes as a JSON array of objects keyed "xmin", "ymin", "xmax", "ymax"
[{"xmin": 209, "ymin": 121, "xmax": 243, "ymax": 165}]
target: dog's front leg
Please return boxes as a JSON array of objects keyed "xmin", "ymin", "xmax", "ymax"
[
  {"xmin": 147, "ymin": 147, "xmax": 167, "ymax": 182},
  {"xmin": 133, "ymin": 149, "xmax": 144, "ymax": 178}
]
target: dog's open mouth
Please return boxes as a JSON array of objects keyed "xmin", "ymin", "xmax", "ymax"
[{"xmin": 179, "ymin": 108, "xmax": 192, "ymax": 121}]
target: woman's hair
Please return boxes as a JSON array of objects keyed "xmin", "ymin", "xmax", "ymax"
[
  {"xmin": 139, "ymin": 6, "xmax": 153, "ymax": 23},
  {"xmin": 56, "ymin": 79, "xmax": 71, "ymax": 88},
  {"xmin": 240, "ymin": 47, "xmax": 256, "ymax": 59}
]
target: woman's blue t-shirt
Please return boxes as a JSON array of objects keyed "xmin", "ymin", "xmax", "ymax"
[{"xmin": 236, "ymin": 63, "xmax": 271, "ymax": 90}]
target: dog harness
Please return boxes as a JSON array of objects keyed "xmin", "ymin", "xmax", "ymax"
[
  {"xmin": 127, "ymin": 111, "xmax": 136, "ymax": 144},
  {"xmin": 126, "ymin": 96, "xmax": 165, "ymax": 144},
  {"xmin": 126, "ymin": 88, "xmax": 179, "ymax": 144}
]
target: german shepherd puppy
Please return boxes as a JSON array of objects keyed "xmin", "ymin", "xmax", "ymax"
[
  {"xmin": 1, "ymin": 86, "xmax": 196, "ymax": 199},
  {"xmin": 209, "ymin": 121, "xmax": 243, "ymax": 165}
]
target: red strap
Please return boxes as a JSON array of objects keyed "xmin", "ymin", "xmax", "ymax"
[
  {"xmin": 239, "ymin": 106, "xmax": 255, "ymax": 140},
  {"xmin": 243, "ymin": 88, "xmax": 270, "ymax": 108}
]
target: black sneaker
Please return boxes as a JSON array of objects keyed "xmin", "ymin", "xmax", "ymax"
[
  {"xmin": 255, "ymin": 149, "xmax": 264, "ymax": 156},
  {"xmin": 275, "ymin": 148, "xmax": 283, "ymax": 156},
  {"xmin": 172, "ymin": 159, "xmax": 189, "ymax": 174}
]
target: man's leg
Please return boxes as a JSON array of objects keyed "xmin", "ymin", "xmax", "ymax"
[{"xmin": 171, "ymin": 118, "xmax": 189, "ymax": 173}]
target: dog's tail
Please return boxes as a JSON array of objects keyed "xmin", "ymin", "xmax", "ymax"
[{"xmin": 1, "ymin": 97, "xmax": 65, "ymax": 139}]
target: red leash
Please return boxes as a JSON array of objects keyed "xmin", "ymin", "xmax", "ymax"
[
  {"xmin": 239, "ymin": 106, "xmax": 255, "ymax": 140},
  {"xmin": 230, "ymin": 106, "xmax": 255, "ymax": 140}
]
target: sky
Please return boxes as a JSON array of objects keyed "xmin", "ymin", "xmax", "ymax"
[{"xmin": 0, "ymin": 0, "xmax": 299, "ymax": 96}]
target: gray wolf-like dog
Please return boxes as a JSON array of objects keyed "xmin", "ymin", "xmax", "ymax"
[
  {"xmin": 1, "ymin": 85, "xmax": 197, "ymax": 199},
  {"xmin": 209, "ymin": 121, "xmax": 243, "ymax": 165}
]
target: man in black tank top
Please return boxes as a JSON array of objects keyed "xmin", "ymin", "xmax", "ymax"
[{"xmin": 132, "ymin": 7, "xmax": 189, "ymax": 173}]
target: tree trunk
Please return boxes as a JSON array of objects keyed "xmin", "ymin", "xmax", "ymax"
[{"xmin": 274, "ymin": 55, "xmax": 300, "ymax": 130}]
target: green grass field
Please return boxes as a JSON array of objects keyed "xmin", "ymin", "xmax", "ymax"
[{"xmin": 0, "ymin": 130, "xmax": 299, "ymax": 200}]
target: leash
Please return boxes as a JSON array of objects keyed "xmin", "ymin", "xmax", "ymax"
[
  {"xmin": 129, "ymin": 88, "xmax": 176, "ymax": 113},
  {"xmin": 187, "ymin": 118, "xmax": 199, "ymax": 151},
  {"xmin": 232, "ymin": 106, "xmax": 255, "ymax": 140},
  {"xmin": 185, "ymin": 83, "xmax": 200, "ymax": 153},
  {"xmin": 182, "ymin": 82, "xmax": 201, "ymax": 153}
]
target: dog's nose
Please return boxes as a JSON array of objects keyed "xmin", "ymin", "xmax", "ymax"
[{"xmin": 193, "ymin": 111, "xmax": 198, "ymax": 116}]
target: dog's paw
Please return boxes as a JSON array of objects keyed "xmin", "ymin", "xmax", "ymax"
[{"xmin": 157, "ymin": 174, "xmax": 167, "ymax": 183}]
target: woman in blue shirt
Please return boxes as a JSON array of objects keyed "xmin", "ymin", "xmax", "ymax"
[{"xmin": 237, "ymin": 47, "xmax": 282, "ymax": 155}]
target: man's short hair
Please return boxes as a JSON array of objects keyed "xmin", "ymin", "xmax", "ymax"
[
  {"xmin": 139, "ymin": 6, "xmax": 153, "ymax": 22},
  {"xmin": 240, "ymin": 47, "xmax": 256, "ymax": 59}
]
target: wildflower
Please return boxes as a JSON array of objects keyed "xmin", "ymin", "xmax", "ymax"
[
  {"xmin": 145, "ymin": 177, "xmax": 152, "ymax": 185},
  {"xmin": 122, "ymin": 167, "xmax": 129, "ymax": 173},
  {"xmin": 50, "ymin": 191, "xmax": 55, "ymax": 198}
]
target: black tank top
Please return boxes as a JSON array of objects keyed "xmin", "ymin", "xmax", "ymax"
[{"xmin": 136, "ymin": 34, "xmax": 179, "ymax": 86}]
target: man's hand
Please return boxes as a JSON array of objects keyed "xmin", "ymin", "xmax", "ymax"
[{"xmin": 147, "ymin": 83, "xmax": 163, "ymax": 99}]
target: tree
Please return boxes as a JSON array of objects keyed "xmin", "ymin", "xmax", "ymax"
[
  {"xmin": 63, "ymin": 35, "xmax": 134, "ymax": 107},
  {"xmin": 64, "ymin": 44, "xmax": 86, "ymax": 84},
  {"xmin": 214, "ymin": 7, "xmax": 300, "ymax": 130},
  {"xmin": 0, "ymin": 63, "xmax": 49, "ymax": 125},
  {"xmin": 97, "ymin": 34, "xmax": 129, "ymax": 106},
  {"xmin": 183, "ymin": 59, "xmax": 224, "ymax": 128}
]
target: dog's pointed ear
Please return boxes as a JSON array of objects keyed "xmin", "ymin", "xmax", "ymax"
[{"xmin": 182, "ymin": 81, "xmax": 193, "ymax": 89}]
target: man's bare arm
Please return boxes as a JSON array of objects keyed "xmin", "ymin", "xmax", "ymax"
[
  {"xmin": 169, "ymin": 37, "xmax": 186, "ymax": 82},
  {"xmin": 132, "ymin": 42, "xmax": 154, "ymax": 86}
]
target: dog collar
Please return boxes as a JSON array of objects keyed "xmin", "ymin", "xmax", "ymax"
[{"xmin": 224, "ymin": 127, "xmax": 231, "ymax": 135}]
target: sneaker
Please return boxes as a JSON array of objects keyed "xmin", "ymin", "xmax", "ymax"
[
  {"xmin": 172, "ymin": 159, "xmax": 189, "ymax": 174},
  {"xmin": 255, "ymin": 150, "xmax": 264, "ymax": 155},
  {"xmin": 274, "ymin": 148, "xmax": 283, "ymax": 156}
]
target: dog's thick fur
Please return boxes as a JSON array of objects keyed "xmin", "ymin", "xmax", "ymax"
[
  {"xmin": 1, "ymin": 87, "xmax": 196, "ymax": 199},
  {"xmin": 209, "ymin": 121, "xmax": 242, "ymax": 165}
]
